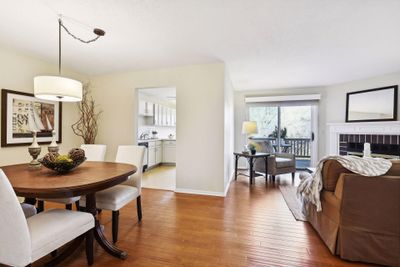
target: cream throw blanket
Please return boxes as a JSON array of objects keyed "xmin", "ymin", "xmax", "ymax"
[{"xmin": 297, "ymin": 155, "xmax": 392, "ymax": 212}]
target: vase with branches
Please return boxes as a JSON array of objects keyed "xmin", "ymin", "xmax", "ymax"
[{"xmin": 71, "ymin": 84, "xmax": 102, "ymax": 144}]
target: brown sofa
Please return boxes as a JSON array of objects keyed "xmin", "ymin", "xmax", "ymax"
[{"xmin": 306, "ymin": 159, "xmax": 400, "ymax": 266}]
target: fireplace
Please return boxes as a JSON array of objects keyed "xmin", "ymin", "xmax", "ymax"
[
  {"xmin": 327, "ymin": 121, "xmax": 400, "ymax": 158},
  {"xmin": 339, "ymin": 134, "xmax": 400, "ymax": 159}
]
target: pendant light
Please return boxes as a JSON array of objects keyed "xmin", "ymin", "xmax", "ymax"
[{"xmin": 34, "ymin": 16, "xmax": 105, "ymax": 102}]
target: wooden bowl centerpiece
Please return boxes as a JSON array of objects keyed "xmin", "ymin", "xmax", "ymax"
[{"xmin": 39, "ymin": 148, "xmax": 86, "ymax": 174}]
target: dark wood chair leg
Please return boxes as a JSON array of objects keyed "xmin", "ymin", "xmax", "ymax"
[
  {"xmin": 75, "ymin": 201, "xmax": 80, "ymax": 211},
  {"xmin": 37, "ymin": 200, "xmax": 44, "ymax": 213},
  {"xmin": 85, "ymin": 229, "xmax": 94, "ymax": 265},
  {"xmin": 292, "ymin": 172, "xmax": 295, "ymax": 181},
  {"xmin": 112, "ymin": 210, "xmax": 119, "ymax": 243},
  {"xmin": 234, "ymin": 155, "xmax": 238, "ymax": 180},
  {"xmin": 272, "ymin": 175, "xmax": 276, "ymax": 182},
  {"xmin": 137, "ymin": 195, "xmax": 142, "ymax": 221},
  {"xmin": 66, "ymin": 204, "xmax": 72, "ymax": 210}
]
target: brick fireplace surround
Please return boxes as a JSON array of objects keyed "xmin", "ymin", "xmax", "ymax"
[
  {"xmin": 327, "ymin": 121, "xmax": 400, "ymax": 157},
  {"xmin": 338, "ymin": 134, "xmax": 399, "ymax": 157}
]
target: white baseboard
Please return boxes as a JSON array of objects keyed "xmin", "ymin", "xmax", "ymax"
[
  {"xmin": 174, "ymin": 188, "xmax": 225, "ymax": 197},
  {"xmin": 175, "ymin": 169, "xmax": 236, "ymax": 197},
  {"xmin": 223, "ymin": 169, "xmax": 236, "ymax": 196}
]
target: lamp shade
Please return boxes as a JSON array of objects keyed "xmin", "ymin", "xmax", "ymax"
[
  {"xmin": 34, "ymin": 76, "xmax": 82, "ymax": 102},
  {"xmin": 242, "ymin": 121, "xmax": 258, "ymax": 135}
]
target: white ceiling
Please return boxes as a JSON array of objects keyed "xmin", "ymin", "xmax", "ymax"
[{"xmin": 1, "ymin": 0, "xmax": 400, "ymax": 90}]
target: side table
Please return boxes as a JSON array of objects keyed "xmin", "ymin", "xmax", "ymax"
[{"xmin": 234, "ymin": 152, "xmax": 270, "ymax": 185}]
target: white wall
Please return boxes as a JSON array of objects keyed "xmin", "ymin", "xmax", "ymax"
[
  {"xmin": 234, "ymin": 71, "xmax": 400, "ymax": 165},
  {"xmin": 224, "ymin": 70, "xmax": 235, "ymax": 193},
  {"xmin": 0, "ymin": 45, "xmax": 87, "ymax": 165},
  {"xmin": 90, "ymin": 63, "xmax": 227, "ymax": 195}
]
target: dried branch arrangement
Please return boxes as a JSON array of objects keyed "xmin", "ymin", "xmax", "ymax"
[{"xmin": 71, "ymin": 84, "xmax": 102, "ymax": 144}]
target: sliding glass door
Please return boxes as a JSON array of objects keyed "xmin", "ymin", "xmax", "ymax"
[{"xmin": 248, "ymin": 103, "xmax": 318, "ymax": 169}]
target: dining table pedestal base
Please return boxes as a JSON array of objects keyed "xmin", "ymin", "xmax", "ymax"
[{"xmin": 86, "ymin": 193, "xmax": 128, "ymax": 259}]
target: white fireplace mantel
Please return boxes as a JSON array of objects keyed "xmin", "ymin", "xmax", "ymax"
[{"xmin": 327, "ymin": 121, "xmax": 400, "ymax": 155}]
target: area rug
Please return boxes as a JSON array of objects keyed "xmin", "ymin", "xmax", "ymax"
[{"xmin": 279, "ymin": 186, "xmax": 307, "ymax": 221}]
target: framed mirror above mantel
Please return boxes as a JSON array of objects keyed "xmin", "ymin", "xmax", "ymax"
[{"xmin": 346, "ymin": 85, "xmax": 398, "ymax": 123}]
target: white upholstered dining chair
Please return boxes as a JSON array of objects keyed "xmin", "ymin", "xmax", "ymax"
[
  {"xmin": 80, "ymin": 145, "xmax": 145, "ymax": 243},
  {"xmin": 38, "ymin": 144, "xmax": 107, "ymax": 211},
  {"xmin": 0, "ymin": 169, "xmax": 95, "ymax": 267}
]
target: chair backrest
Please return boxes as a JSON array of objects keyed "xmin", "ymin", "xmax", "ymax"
[
  {"xmin": 0, "ymin": 170, "xmax": 31, "ymax": 266},
  {"xmin": 80, "ymin": 144, "xmax": 107, "ymax": 161},
  {"xmin": 115, "ymin": 145, "xmax": 145, "ymax": 193},
  {"xmin": 249, "ymin": 139, "xmax": 275, "ymax": 154}
]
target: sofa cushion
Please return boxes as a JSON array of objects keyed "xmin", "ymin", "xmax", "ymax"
[
  {"xmin": 322, "ymin": 159, "xmax": 400, "ymax": 192},
  {"xmin": 322, "ymin": 160, "xmax": 353, "ymax": 191},
  {"xmin": 80, "ymin": 185, "xmax": 139, "ymax": 211},
  {"xmin": 386, "ymin": 160, "xmax": 400, "ymax": 176},
  {"xmin": 275, "ymin": 157, "xmax": 292, "ymax": 168},
  {"xmin": 28, "ymin": 209, "xmax": 94, "ymax": 262}
]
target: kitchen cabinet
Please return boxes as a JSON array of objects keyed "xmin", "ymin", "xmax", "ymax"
[
  {"xmin": 172, "ymin": 109, "xmax": 176, "ymax": 126},
  {"xmin": 162, "ymin": 140, "xmax": 176, "ymax": 163},
  {"xmin": 148, "ymin": 140, "xmax": 163, "ymax": 168},
  {"xmin": 139, "ymin": 100, "xmax": 154, "ymax": 116},
  {"xmin": 156, "ymin": 145, "xmax": 162, "ymax": 164},
  {"xmin": 154, "ymin": 104, "xmax": 159, "ymax": 125},
  {"xmin": 148, "ymin": 147, "xmax": 156, "ymax": 167},
  {"xmin": 153, "ymin": 104, "xmax": 176, "ymax": 127}
]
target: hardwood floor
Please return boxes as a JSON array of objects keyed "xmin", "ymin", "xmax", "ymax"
[{"xmin": 34, "ymin": 173, "xmax": 374, "ymax": 267}]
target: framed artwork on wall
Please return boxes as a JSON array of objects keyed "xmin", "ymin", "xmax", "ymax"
[
  {"xmin": 346, "ymin": 85, "xmax": 398, "ymax": 122},
  {"xmin": 1, "ymin": 89, "xmax": 62, "ymax": 147}
]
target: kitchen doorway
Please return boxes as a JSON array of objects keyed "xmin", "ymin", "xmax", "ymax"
[{"xmin": 136, "ymin": 87, "xmax": 176, "ymax": 191}]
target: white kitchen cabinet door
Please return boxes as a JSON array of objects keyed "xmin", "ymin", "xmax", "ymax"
[
  {"xmin": 165, "ymin": 107, "xmax": 171, "ymax": 126},
  {"xmin": 163, "ymin": 106, "xmax": 168, "ymax": 126},
  {"xmin": 162, "ymin": 141, "xmax": 176, "ymax": 163},
  {"xmin": 139, "ymin": 100, "xmax": 146, "ymax": 115},
  {"xmin": 148, "ymin": 147, "xmax": 156, "ymax": 167},
  {"xmin": 155, "ymin": 146, "xmax": 162, "ymax": 164},
  {"xmin": 154, "ymin": 104, "xmax": 159, "ymax": 125},
  {"xmin": 172, "ymin": 109, "xmax": 176, "ymax": 126},
  {"xmin": 139, "ymin": 101, "xmax": 154, "ymax": 116},
  {"xmin": 147, "ymin": 102, "xmax": 154, "ymax": 116}
]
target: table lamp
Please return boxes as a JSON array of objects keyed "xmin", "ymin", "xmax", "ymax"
[{"xmin": 242, "ymin": 121, "xmax": 258, "ymax": 152}]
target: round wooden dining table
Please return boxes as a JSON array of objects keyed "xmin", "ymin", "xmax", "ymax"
[{"xmin": 1, "ymin": 161, "xmax": 137, "ymax": 260}]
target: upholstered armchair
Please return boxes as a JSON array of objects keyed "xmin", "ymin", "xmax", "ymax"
[{"xmin": 250, "ymin": 139, "xmax": 296, "ymax": 181}]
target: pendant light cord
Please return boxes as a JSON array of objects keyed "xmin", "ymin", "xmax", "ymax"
[
  {"xmin": 59, "ymin": 18, "xmax": 102, "ymax": 44},
  {"xmin": 57, "ymin": 16, "xmax": 105, "ymax": 75},
  {"xmin": 58, "ymin": 18, "xmax": 62, "ymax": 75}
]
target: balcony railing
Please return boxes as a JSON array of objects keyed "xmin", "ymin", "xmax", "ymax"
[
  {"xmin": 284, "ymin": 138, "xmax": 311, "ymax": 158},
  {"xmin": 250, "ymin": 137, "xmax": 312, "ymax": 158}
]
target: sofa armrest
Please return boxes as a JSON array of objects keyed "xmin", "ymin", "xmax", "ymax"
[
  {"xmin": 340, "ymin": 173, "xmax": 400, "ymax": 232},
  {"xmin": 337, "ymin": 174, "xmax": 400, "ymax": 265}
]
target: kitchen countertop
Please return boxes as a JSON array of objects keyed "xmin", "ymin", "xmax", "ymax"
[{"xmin": 138, "ymin": 138, "xmax": 176, "ymax": 142}]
